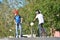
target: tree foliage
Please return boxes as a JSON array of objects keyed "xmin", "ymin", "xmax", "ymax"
[{"xmin": 0, "ymin": 0, "xmax": 60, "ymax": 37}]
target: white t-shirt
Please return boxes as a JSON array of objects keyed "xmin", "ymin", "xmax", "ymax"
[{"xmin": 36, "ymin": 13, "xmax": 44, "ymax": 24}]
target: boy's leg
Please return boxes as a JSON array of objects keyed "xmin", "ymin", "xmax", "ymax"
[
  {"xmin": 41, "ymin": 23, "xmax": 46, "ymax": 36},
  {"xmin": 16, "ymin": 23, "xmax": 18, "ymax": 38},
  {"xmin": 19, "ymin": 23, "xmax": 22, "ymax": 38},
  {"xmin": 38, "ymin": 24, "xmax": 42, "ymax": 37}
]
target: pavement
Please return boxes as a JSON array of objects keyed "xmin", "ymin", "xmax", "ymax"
[{"xmin": 0, "ymin": 37, "xmax": 60, "ymax": 40}]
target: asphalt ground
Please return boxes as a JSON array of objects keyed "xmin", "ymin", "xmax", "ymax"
[{"xmin": 0, "ymin": 37, "xmax": 60, "ymax": 40}]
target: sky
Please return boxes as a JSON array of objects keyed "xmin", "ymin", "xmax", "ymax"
[
  {"xmin": 7, "ymin": 0, "xmax": 27, "ymax": 9},
  {"xmin": 0, "ymin": 0, "xmax": 3, "ymax": 2}
]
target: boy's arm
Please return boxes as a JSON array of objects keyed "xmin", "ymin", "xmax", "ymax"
[
  {"xmin": 21, "ymin": 18, "xmax": 23, "ymax": 23},
  {"xmin": 14, "ymin": 17, "xmax": 16, "ymax": 24},
  {"xmin": 33, "ymin": 17, "xmax": 36, "ymax": 22},
  {"xmin": 14, "ymin": 20, "xmax": 16, "ymax": 24}
]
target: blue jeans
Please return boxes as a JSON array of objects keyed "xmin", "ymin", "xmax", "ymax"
[
  {"xmin": 38, "ymin": 23, "xmax": 46, "ymax": 36},
  {"xmin": 15, "ymin": 23, "xmax": 22, "ymax": 38}
]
